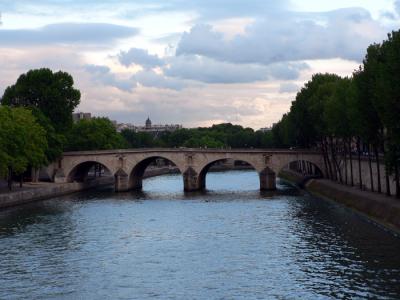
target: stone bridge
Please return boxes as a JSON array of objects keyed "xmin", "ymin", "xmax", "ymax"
[{"xmin": 51, "ymin": 149, "xmax": 325, "ymax": 192}]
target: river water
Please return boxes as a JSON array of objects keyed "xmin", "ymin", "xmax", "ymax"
[{"xmin": 0, "ymin": 170, "xmax": 400, "ymax": 299}]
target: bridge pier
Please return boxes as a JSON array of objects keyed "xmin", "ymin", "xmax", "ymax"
[
  {"xmin": 114, "ymin": 169, "xmax": 130, "ymax": 192},
  {"xmin": 54, "ymin": 168, "xmax": 67, "ymax": 183},
  {"xmin": 260, "ymin": 168, "xmax": 276, "ymax": 190},
  {"xmin": 183, "ymin": 167, "xmax": 202, "ymax": 192}
]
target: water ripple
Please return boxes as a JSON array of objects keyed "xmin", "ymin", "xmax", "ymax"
[{"xmin": 0, "ymin": 171, "xmax": 400, "ymax": 299}]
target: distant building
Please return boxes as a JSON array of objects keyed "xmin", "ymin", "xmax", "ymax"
[
  {"xmin": 145, "ymin": 117, "xmax": 152, "ymax": 129},
  {"xmin": 136, "ymin": 117, "xmax": 182, "ymax": 136},
  {"xmin": 115, "ymin": 117, "xmax": 182, "ymax": 136},
  {"xmin": 72, "ymin": 112, "xmax": 91, "ymax": 123},
  {"xmin": 259, "ymin": 127, "xmax": 272, "ymax": 133},
  {"xmin": 259, "ymin": 123, "xmax": 277, "ymax": 133}
]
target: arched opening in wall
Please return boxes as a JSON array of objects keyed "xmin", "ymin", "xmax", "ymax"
[
  {"xmin": 67, "ymin": 161, "xmax": 113, "ymax": 183},
  {"xmin": 281, "ymin": 160, "xmax": 323, "ymax": 179},
  {"xmin": 129, "ymin": 157, "xmax": 182, "ymax": 192},
  {"xmin": 198, "ymin": 159, "xmax": 259, "ymax": 191}
]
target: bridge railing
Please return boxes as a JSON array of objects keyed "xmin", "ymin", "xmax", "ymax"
[{"xmin": 62, "ymin": 148, "xmax": 323, "ymax": 156}]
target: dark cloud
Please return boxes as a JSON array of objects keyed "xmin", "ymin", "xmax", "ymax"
[
  {"xmin": 118, "ymin": 48, "xmax": 164, "ymax": 68},
  {"xmin": 0, "ymin": 23, "xmax": 139, "ymax": 46},
  {"xmin": 176, "ymin": 8, "xmax": 386, "ymax": 64}
]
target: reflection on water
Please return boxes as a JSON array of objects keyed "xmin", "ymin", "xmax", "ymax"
[{"xmin": 0, "ymin": 170, "xmax": 399, "ymax": 299}]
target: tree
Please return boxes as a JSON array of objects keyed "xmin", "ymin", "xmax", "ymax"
[
  {"xmin": 371, "ymin": 31, "xmax": 400, "ymax": 197},
  {"xmin": 30, "ymin": 108, "xmax": 65, "ymax": 163},
  {"xmin": 65, "ymin": 118, "xmax": 127, "ymax": 151},
  {"xmin": 1, "ymin": 68, "xmax": 81, "ymax": 133},
  {"xmin": 0, "ymin": 106, "xmax": 48, "ymax": 190},
  {"xmin": 121, "ymin": 129, "xmax": 155, "ymax": 148},
  {"xmin": 324, "ymin": 77, "xmax": 356, "ymax": 185},
  {"xmin": 183, "ymin": 136, "xmax": 224, "ymax": 148}
]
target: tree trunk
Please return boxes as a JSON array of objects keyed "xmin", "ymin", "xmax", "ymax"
[
  {"xmin": 349, "ymin": 140, "xmax": 354, "ymax": 187},
  {"xmin": 357, "ymin": 137, "xmax": 363, "ymax": 190},
  {"xmin": 331, "ymin": 137, "xmax": 343, "ymax": 183},
  {"xmin": 395, "ymin": 160, "xmax": 400, "ymax": 199},
  {"xmin": 344, "ymin": 139, "xmax": 348, "ymax": 185},
  {"xmin": 368, "ymin": 144, "xmax": 374, "ymax": 192},
  {"xmin": 329, "ymin": 137, "xmax": 336, "ymax": 181},
  {"xmin": 321, "ymin": 142, "xmax": 330, "ymax": 179},
  {"xmin": 374, "ymin": 144, "xmax": 382, "ymax": 193},
  {"xmin": 7, "ymin": 167, "xmax": 12, "ymax": 191},
  {"xmin": 382, "ymin": 142, "xmax": 391, "ymax": 196},
  {"xmin": 324, "ymin": 139, "xmax": 334, "ymax": 180},
  {"xmin": 19, "ymin": 174, "xmax": 23, "ymax": 188}
]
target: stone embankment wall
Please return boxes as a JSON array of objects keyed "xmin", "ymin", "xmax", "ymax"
[
  {"xmin": 0, "ymin": 177, "xmax": 114, "ymax": 209},
  {"xmin": 0, "ymin": 164, "xmax": 250, "ymax": 210},
  {"xmin": 280, "ymin": 169, "xmax": 400, "ymax": 234}
]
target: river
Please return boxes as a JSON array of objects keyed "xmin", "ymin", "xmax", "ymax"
[{"xmin": 0, "ymin": 170, "xmax": 400, "ymax": 299}]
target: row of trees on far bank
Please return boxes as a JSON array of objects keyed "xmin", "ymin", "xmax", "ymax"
[
  {"xmin": 120, "ymin": 123, "xmax": 275, "ymax": 149},
  {"xmin": 270, "ymin": 30, "xmax": 400, "ymax": 198}
]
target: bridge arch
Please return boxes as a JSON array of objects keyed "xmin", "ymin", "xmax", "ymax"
[
  {"xmin": 197, "ymin": 159, "xmax": 256, "ymax": 190},
  {"xmin": 268, "ymin": 153, "xmax": 326, "ymax": 179},
  {"xmin": 126, "ymin": 155, "xmax": 185, "ymax": 191},
  {"xmin": 196, "ymin": 158, "xmax": 276, "ymax": 191},
  {"xmin": 66, "ymin": 160, "xmax": 114, "ymax": 183},
  {"xmin": 279, "ymin": 160, "xmax": 323, "ymax": 178}
]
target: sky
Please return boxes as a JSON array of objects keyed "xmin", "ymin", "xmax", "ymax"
[{"xmin": 0, "ymin": 0, "xmax": 399, "ymax": 129}]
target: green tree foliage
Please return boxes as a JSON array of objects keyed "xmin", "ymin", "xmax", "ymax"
[
  {"xmin": 183, "ymin": 136, "xmax": 224, "ymax": 148},
  {"xmin": 30, "ymin": 108, "xmax": 65, "ymax": 162},
  {"xmin": 120, "ymin": 123, "xmax": 273, "ymax": 149},
  {"xmin": 121, "ymin": 130, "xmax": 155, "ymax": 148},
  {"xmin": 270, "ymin": 29, "xmax": 400, "ymax": 197},
  {"xmin": 1, "ymin": 68, "xmax": 81, "ymax": 133},
  {"xmin": 0, "ymin": 106, "xmax": 48, "ymax": 178},
  {"xmin": 66, "ymin": 118, "xmax": 126, "ymax": 151}
]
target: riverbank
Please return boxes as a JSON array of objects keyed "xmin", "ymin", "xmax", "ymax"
[
  {"xmin": 0, "ymin": 167, "xmax": 180, "ymax": 209},
  {"xmin": 0, "ymin": 165, "xmax": 253, "ymax": 209},
  {"xmin": 0, "ymin": 177, "xmax": 114, "ymax": 209},
  {"xmin": 280, "ymin": 169, "xmax": 400, "ymax": 234}
]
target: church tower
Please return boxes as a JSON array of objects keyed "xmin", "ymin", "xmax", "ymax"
[{"xmin": 145, "ymin": 116, "xmax": 152, "ymax": 129}]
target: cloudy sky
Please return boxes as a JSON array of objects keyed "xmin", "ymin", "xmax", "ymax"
[{"xmin": 0, "ymin": 1, "xmax": 399, "ymax": 129}]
